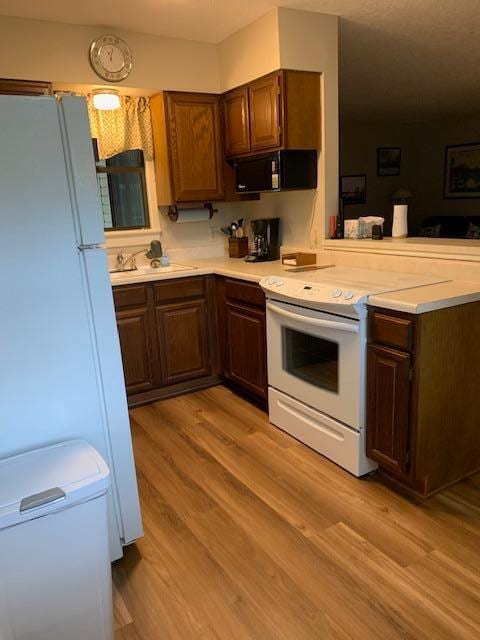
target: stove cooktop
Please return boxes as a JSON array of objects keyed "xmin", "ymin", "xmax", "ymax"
[{"xmin": 260, "ymin": 267, "xmax": 448, "ymax": 310}]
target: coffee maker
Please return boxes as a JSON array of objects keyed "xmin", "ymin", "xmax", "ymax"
[{"xmin": 245, "ymin": 218, "xmax": 281, "ymax": 262}]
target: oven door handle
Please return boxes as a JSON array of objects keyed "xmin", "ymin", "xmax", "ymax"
[{"xmin": 266, "ymin": 302, "xmax": 359, "ymax": 334}]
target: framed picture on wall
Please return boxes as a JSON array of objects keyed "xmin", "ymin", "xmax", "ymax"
[
  {"xmin": 444, "ymin": 143, "xmax": 480, "ymax": 198},
  {"xmin": 340, "ymin": 174, "xmax": 366, "ymax": 204},
  {"xmin": 377, "ymin": 147, "xmax": 401, "ymax": 176}
]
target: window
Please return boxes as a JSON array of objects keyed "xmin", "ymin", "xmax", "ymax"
[
  {"xmin": 283, "ymin": 327, "xmax": 339, "ymax": 393},
  {"xmin": 93, "ymin": 140, "xmax": 150, "ymax": 230}
]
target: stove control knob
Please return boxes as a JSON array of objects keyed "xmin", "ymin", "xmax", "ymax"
[
  {"xmin": 344, "ymin": 291, "xmax": 354, "ymax": 301},
  {"xmin": 275, "ymin": 279, "xmax": 284, "ymax": 287},
  {"xmin": 332, "ymin": 288, "xmax": 343, "ymax": 298}
]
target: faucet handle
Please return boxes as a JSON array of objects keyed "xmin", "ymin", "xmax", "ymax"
[{"xmin": 116, "ymin": 249, "xmax": 125, "ymax": 265}]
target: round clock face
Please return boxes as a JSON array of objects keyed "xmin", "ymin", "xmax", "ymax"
[{"xmin": 89, "ymin": 36, "xmax": 132, "ymax": 82}]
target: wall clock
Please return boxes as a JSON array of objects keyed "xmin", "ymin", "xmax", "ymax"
[{"xmin": 89, "ymin": 35, "xmax": 133, "ymax": 82}]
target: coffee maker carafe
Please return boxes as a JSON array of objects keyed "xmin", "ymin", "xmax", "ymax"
[{"xmin": 245, "ymin": 218, "xmax": 280, "ymax": 262}]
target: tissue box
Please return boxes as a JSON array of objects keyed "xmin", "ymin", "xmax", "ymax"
[
  {"xmin": 344, "ymin": 219, "xmax": 360, "ymax": 239},
  {"xmin": 358, "ymin": 216, "xmax": 384, "ymax": 238}
]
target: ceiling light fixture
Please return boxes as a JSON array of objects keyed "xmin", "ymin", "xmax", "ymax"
[{"xmin": 92, "ymin": 89, "xmax": 121, "ymax": 111}]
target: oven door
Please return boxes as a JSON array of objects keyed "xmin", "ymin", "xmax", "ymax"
[{"xmin": 266, "ymin": 300, "xmax": 365, "ymax": 429}]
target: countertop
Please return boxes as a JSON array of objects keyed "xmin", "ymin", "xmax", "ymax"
[
  {"xmin": 323, "ymin": 237, "xmax": 480, "ymax": 262},
  {"xmin": 110, "ymin": 256, "xmax": 480, "ymax": 314},
  {"xmin": 110, "ymin": 256, "xmax": 335, "ymax": 286},
  {"xmin": 369, "ymin": 280, "xmax": 480, "ymax": 314}
]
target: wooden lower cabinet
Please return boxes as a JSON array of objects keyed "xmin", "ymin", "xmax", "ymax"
[
  {"xmin": 225, "ymin": 302, "xmax": 267, "ymax": 399},
  {"xmin": 367, "ymin": 304, "xmax": 480, "ymax": 496},
  {"xmin": 113, "ymin": 274, "xmax": 268, "ymax": 408},
  {"xmin": 115, "ymin": 306, "xmax": 158, "ymax": 395},
  {"xmin": 217, "ymin": 277, "xmax": 268, "ymax": 402},
  {"xmin": 113, "ymin": 277, "xmax": 218, "ymax": 406},
  {"xmin": 156, "ymin": 300, "xmax": 210, "ymax": 385},
  {"xmin": 367, "ymin": 344, "xmax": 411, "ymax": 476}
]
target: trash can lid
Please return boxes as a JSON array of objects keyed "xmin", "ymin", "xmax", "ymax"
[{"xmin": 0, "ymin": 440, "xmax": 110, "ymax": 530}]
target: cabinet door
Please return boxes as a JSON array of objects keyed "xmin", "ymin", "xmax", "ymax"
[
  {"xmin": 367, "ymin": 344, "xmax": 411, "ymax": 475},
  {"xmin": 165, "ymin": 92, "xmax": 224, "ymax": 202},
  {"xmin": 0, "ymin": 78, "xmax": 53, "ymax": 95},
  {"xmin": 225, "ymin": 302, "xmax": 267, "ymax": 400},
  {"xmin": 156, "ymin": 300, "xmax": 210, "ymax": 385},
  {"xmin": 223, "ymin": 87, "xmax": 250, "ymax": 156},
  {"xmin": 115, "ymin": 307, "xmax": 158, "ymax": 395},
  {"xmin": 248, "ymin": 73, "xmax": 281, "ymax": 151}
]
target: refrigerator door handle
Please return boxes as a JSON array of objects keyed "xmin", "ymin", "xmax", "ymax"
[{"xmin": 78, "ymin": 244, "xmax": 104, "ymax": 250}]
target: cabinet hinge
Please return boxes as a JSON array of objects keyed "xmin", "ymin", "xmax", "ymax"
[
  {"xmin": 405, "ymin": 450, "xmax": 411, "ymax": 469},
  {"xmin": 409, "ymin": 367, "xmax": 414, "ymax": 382}
]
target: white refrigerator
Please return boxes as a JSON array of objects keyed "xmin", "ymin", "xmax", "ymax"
[{"xmin": 0, "ymin": 94, "xmax": 143, "ymax": 560}]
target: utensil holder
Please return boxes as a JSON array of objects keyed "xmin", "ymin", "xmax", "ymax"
[{"xmin": 228, "ymin": 237, "xmax": 249, "ymax": 258}]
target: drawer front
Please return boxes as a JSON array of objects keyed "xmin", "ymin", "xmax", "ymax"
[
  {"xmin": 225, "ymin": 278, "xmax": 265, "ymax": 308},
  {"xmin": 370, "ymin": 312, "xmax": 413, "ymax": 352},
  {"xmin": 113, "ymin": 284, "xmax": 148, "ymax": 309},
  {"xmin": 269, "ymin": 388, "xmax": 377, "ymax": 477},
  {"xmin": 154, "ymin": 276, "xmax": 205, "ymax": 303}
]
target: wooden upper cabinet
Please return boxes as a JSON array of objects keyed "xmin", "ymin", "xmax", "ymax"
[
  {"xmin": 248, "ymin": 73, "xmax": 281, "ymax": 152},
  {"xmin": 222, "ymin": 87, "xmax": 250, "ymax": 156},
  {"xmin": 0, "ymin": 78, "xmax": 53, "ymax": 96},
  {"xmin": 150, "ymin": 91, "xmax": 224, "ymax": 204},
  {"xmin": 222, "ymin": 70, "xmax": 320, "ymax": 158}
]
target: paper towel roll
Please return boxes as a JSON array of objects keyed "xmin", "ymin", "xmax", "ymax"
[
  {"xmin": 170, "ymin": 208, "xmax": 211, "ymax": 223},
  {"xmin": 392, "ymin": 204, "xmax": 408, "ymax": 238}
]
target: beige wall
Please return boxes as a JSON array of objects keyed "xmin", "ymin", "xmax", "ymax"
[
  {"xmin": 220, "ymin": 9, "xmax": 339, "ymax": 250},
  {"xmin": 218, "ymin": 9, "xmax": 280, "ymax": 92},
  {"xmin": 341, "ymin": 115, "xmax": 480, "ymax": 236},
  {"xmin": 278, "ymin": 9, "xmax": 339, "ymax": 245},
  {"xmin": 0, "ymin": 15, "xmax": 220, "ymax": 92},
  {"xmin": 0, "ymin": 10, "xmax": 339, "ymax": 254},
  {"xmin": 409, "ymin": 115, "xmax": 480, "ymax": 230},
  {"xmin": 340, "ymin": 120, "xmax": 412, "ymax": 235}
]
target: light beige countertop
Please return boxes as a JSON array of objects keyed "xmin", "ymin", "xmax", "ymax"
[
  {"xmin": 369, "ymin": 280, "xmax": 480, "ymax": 314},
  {"xmin": 110, "ymin": 256, "xmax": 480, "ymax": 314},
  {"xmin": 323, "ymin": 237, "xmax": 480, "ymax": 262},
  {"xmin": 110, "ymin": 256, "xmax": 335, "ymax": 286}
]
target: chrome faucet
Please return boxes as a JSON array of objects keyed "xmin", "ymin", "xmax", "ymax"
[
  {"xmin": 115, "ymin": 249, "xmax": 146, "ymax": 271},
  {"xmin": 115, "ymin": 241, "xmax": 163, "ymax": 271}
]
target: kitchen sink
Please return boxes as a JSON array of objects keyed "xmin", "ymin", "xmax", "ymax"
[{"xmin": 110, "ymin": 263, "xmax": 197, "ymax": 279}]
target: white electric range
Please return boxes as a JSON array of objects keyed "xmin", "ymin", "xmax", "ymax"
[{"xmin": 260, "ymin": 267, "xmax": 447, "ymax": 476}]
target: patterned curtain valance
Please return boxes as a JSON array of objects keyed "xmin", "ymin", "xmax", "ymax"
[{"xmin": 87, "ymin": 95, "xmax": 154, "ymax": 161}]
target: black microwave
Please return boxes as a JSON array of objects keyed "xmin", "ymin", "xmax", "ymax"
[{"xmin": 234, "ymin": 150, "xmax": 317, "ymax": 194}]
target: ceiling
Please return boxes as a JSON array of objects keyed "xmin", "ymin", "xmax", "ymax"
[{"xmin": 0, "ymin": 0, "xmax": 478, "ymax": 121}]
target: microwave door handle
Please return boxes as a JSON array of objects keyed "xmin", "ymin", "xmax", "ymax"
[{"xmin": 266, "ymin": 302, "xmax": 359, "ymax": 334}]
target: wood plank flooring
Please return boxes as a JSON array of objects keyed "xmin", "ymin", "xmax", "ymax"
[{"xmin": 113, "ymin": 385, "xmax": 480, "ymax": 639}]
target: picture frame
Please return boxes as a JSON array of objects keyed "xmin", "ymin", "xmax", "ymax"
[
  {"xmin": 340, "ymin": 174, "xmax": 366, "ymax": 205},
  {"xmin": 377, "ymin": 147, "xmax": 401, "ymax": 176},
  {"xmin": 444, "ymin": 142, "xmax": 480, "ymax": 199}
]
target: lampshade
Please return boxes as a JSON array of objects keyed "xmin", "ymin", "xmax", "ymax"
[
  {"xmin": 392, "ymin": 188, "xmax": 413, "ymax": 201},
  {"xmin": 92, "ymin": 89, "xmax": 121, "ymax": 111}
]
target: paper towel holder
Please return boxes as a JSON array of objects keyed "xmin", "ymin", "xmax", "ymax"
[{"xmin": 167, "ymin": 203, "xmax": 217, "ymax": 222}]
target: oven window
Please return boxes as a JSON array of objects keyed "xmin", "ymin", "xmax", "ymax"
[{"xmin": 282, "ymin": 328, "xmax": 339, "ymax": 393}]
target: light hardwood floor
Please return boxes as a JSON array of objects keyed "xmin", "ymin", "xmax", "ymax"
[{"xmin": 113, "ymin": 385, "xmax": 480, "ymax": 639}]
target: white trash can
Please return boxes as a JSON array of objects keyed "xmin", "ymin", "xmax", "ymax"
[{"xmin": 0, "ymin": 440, "xmax": 113, "ymax": 640}]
